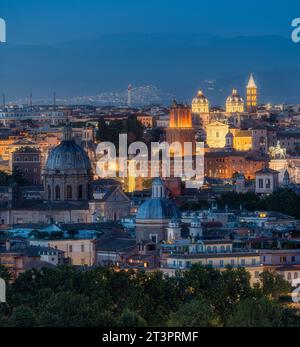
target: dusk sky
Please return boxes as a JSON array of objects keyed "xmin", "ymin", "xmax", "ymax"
[
  {"xmin": 1, "ymin": 0, "xmax": 300, "ymax": 103},
  {"xmin": 2, "ymin": 0, "xmax": 300, "ymax": 44}
]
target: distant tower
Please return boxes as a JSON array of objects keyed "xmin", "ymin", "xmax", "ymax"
[
  {"xmin": 127, "ymin": 84, "xmax": 132, "ymax": 107},
  {"xmin": 166, "ymin": 100, "xmax": 196, "ymax": 156},
  {"xmin": 246, "ymin": 74, "xmax": 257, "ymax": 113}
]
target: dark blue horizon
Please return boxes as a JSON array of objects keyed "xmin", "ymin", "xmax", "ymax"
[{"xmin": 2, "ymin": 0, "xmax": 300, "ymax": 45}]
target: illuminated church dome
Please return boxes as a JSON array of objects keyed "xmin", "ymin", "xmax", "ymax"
[
  {"xmin": 226, "ymin": 88, "xmax": 244, "ymax": 113},
  {"xmin": 192, "ymin": 90, "xmax": 210, "ymax": 114},
  {"xmin": 43, "ymin": 126, "xmax": 93, "ymax": 202}
]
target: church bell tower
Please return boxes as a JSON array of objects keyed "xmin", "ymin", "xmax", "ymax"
[{"xmin": 246, "ymin": 74, "xmax": 257, "ymax": 113}]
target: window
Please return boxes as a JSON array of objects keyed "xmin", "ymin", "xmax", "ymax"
[
  {"xmin": 213, "ymin": 246, "xmax": 218, "ymax": 253},
  {"xmin": 150, "ymin": 234, "xmax": 157, "ymax": 243},
  {"xmin": 294, "ymin": 273, "xmax": 298, "ymax": 279},
  {"xmin": 241, "ymin": 259, "xmax": 246, "ymax": 266},
  {"xmin": 220, "ymin": 260, "xmax": 224, "ymax": 267},
  {"xmin": 230, "ymin": 260, "xmax": 235, "ymax": 266},
  {"xmin": 69, "ymin": 245, "xmax": 73, "ymax": 253},
  {"xmin": 48, "ymin": 185, "xmax": 51, "ymax": 200},
  {"xmin": 280, "ymin": 256, "xmax": 287, "ymax": 264},
  {"xmin": 288, "ymin": 273, "xmax": 292, "ymax": 281},
  {"xmin": 292, "ymin": 256, "xmax": 296, "ymax": 263},
  {"xmin": 55, "ymin": 185, "xmax": 61, "ymax": 200},
  {"xmin": 78, "ymin": 185, "xmax": 83, "ymax": 200},
  {"xmin": 252, "ymin": 259, "xmax": 256, "ymax": 266},
  {"xmin": 67, "ymin": 185, "xmax": 73, "ymax": 200},
  {"xmin": 81, "ymin": 244, "xmax": 85, "ymax": 252},
  {"xmin": 259, "ymin": 179, "xmax": 264, "ymax": 189},
  {"xmin": 266, "ymin": 179, "xmax": 271, "ymax": 189}
]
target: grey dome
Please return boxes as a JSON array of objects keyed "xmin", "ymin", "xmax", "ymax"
[
  {"xmin": 45, "ymin": 140, "xmax": 92, "ymax": 172},
  {"xmin": 136, "ymin": 198, "xmax": 181, "ymax": 220}
]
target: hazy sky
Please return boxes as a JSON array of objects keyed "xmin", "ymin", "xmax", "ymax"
[{"xmin": 2, "ymin": 0, "xmax": 300, "ymax": 44}]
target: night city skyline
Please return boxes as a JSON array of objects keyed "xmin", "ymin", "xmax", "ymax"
[{"xmin": 2, "ymin": 0, "xmax": 300, "ymax": 337}]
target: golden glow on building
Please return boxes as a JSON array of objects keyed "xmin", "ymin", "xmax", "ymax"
[
  {"xmin": 192, "ymin": 90, "xmax": 210, "ymax": 114},
  {"xmin": 205, "ymin": 121, "xmax": 229, "ymax": 148},
  {"xmin": 206, "ymin": 124, "xmax": 253, "ymax": 151},
  {"xmin": 230, "ymin": 129, "xmax": 253, "ymax": 151},
  {"xmin": 169, "ymin": 101, "xmax": 192, "ymax": 129},
  {"xmin": 167, "ymin": 101, "xmax": 195, "ymax": 157},
  {"xmin": 246, "ymin": 74, "xmax": 257, "ymax": 112},
  {"xmin": 226, "ymin": 88, "xmax": 244, "ymax": 113}
]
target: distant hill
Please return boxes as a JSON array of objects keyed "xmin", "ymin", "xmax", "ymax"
[{"xmin": 0, "ymin": 33, "xmax": 300, "ymax": 105}]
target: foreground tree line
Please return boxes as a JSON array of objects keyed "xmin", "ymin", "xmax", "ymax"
[
  {"xmin": 0, "ymin": 264, "xmax": 298, "ymax": 327},
  {"xmin": 181, "ymin": 189, "xmax": 300, "ymax": 220}
]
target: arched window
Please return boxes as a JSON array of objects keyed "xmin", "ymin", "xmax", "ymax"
[
  {"xmin": 48, "ymin": 185, "xmax": 51, "ymax": 200},
  {"xmin": 55, "ymin": 185, "xmax": 61, "ymax": 200},
  {"xmin": 67, "ymin": 185, "xmax": 72, "ymax": 200},
  {"xmin": 78, "ymin": 185, "xmax": 83, "ymax": 200},
  {"xmin": 294, "ymin": 272, "xmax": 298, "ymax": 279},
  {"xmin": 87, "ymin": 184, "xmax": 90, "ymax": 200},
  {"xmin": 213, "ymin": 246, "xmax": 218, "ymax": 253},
  {"xmin": 288, "ymin": 273, "xmax": 292, "ymax": 281}
]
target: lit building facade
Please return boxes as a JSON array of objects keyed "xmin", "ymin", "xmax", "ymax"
[
  {"xmin": 192, "ymin": 90, "xmax": 210, "ymax": 126},
  {"xmin": 192, "ymin": 90, "xmax": 210, "ymax": 114},
  {"xmin": 230, "ymin": 129, "xmax": 253, "ymax": 151},
  {"xmin": 11, "ymin": 147, "xmax": 42, "ymax": 186},
  {"xmin": 226, "ymin": 88, "xmax": 244, "ymax": 113},
  {"xmin": 205, "ymin": 121, "xmax": 229, "ymax": 148},
  {"xmin": 166, "ymin": 101, "xmax": 195, "ymax": 156},
  {"xmin": 246, "ymin": 74, "xmax": 258, "ymax": 113},
  {"xmin": 205, "ymin": 151, "xmax": 268, "ymax": 179}
]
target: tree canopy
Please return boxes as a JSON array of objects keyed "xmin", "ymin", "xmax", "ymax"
[{"xmin": 0, "ymin": 265, "xmax": 298, "ymax": 327}]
